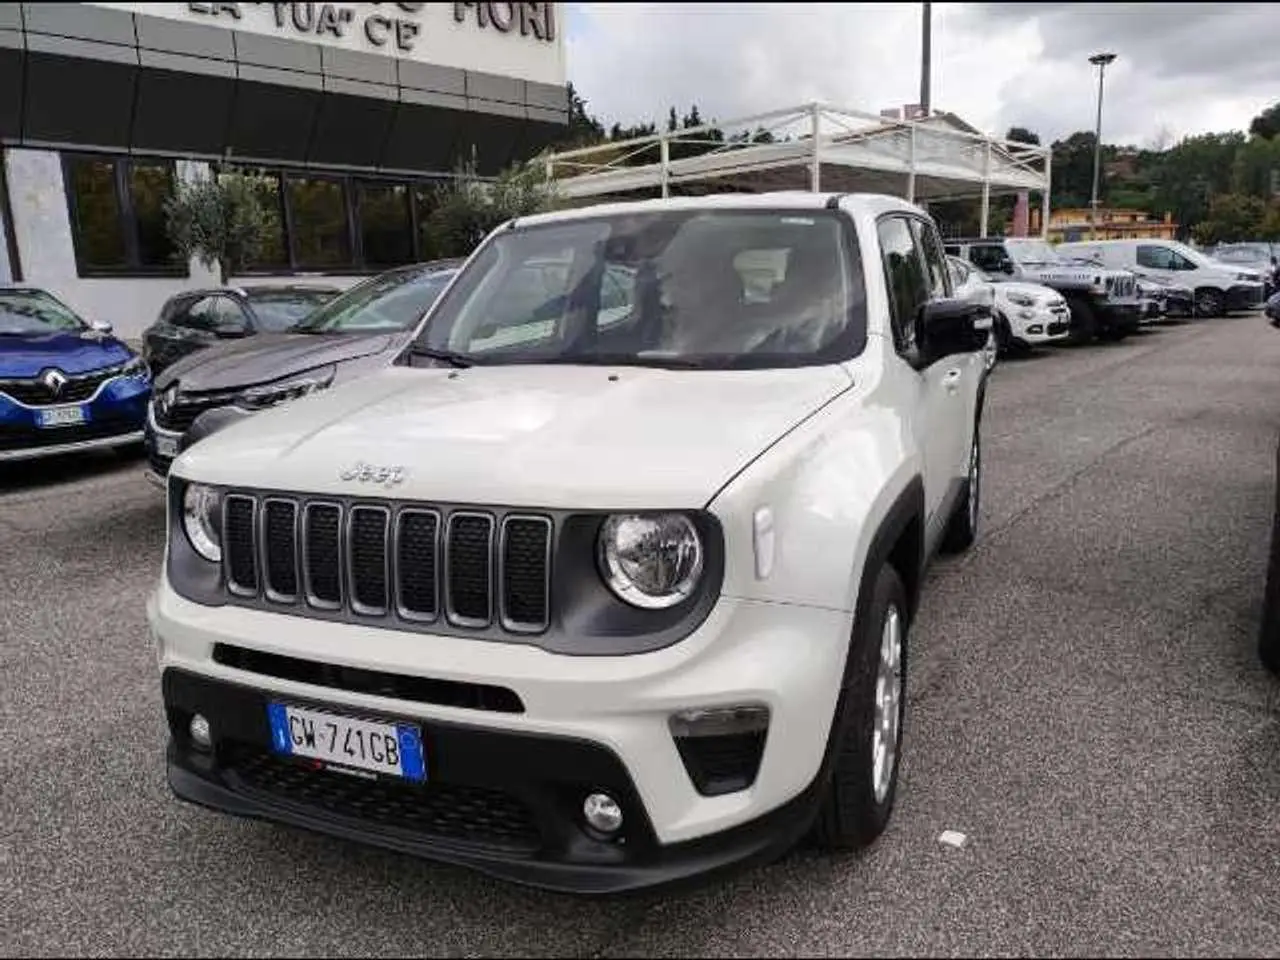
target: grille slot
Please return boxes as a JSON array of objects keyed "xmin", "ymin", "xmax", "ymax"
[
  {"xmin": 221, "ymin": 493, "xmax": 555, "ymax": 638},
  {"xmin": 446, "ymin": 513, "xmax": 494, "ymax": 627},
  {"xmin": 395, "ymin": 509, "xmax": 440, "ymax": 621},
  {"xmin": 304, "ymin": 503, "xmax": 343, "ymax": 609},
  {"xmin": 348, "ymin": 506, "xmax": 390, "ymax": 615},
  {"xmin": 262, "ymin": 499, "xmax": 299, "ymax": 602},
  {"xmin": 223, "ymin": 495, "xmax": 259, "ymax": 596},
  {"xmin": 500, "ymin": 516, "xmax": 552, "ymax": 633}
]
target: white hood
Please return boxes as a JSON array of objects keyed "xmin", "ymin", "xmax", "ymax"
[
  {"xmin": 175, "ymin": 363, "xmax": 855, "ymax": 510},
  {"xmin": 995, "ymin": 281, "xmax": 1062, "ymax": 304}
]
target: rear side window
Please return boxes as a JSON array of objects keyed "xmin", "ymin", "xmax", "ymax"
[{"xmin": 968, "ymin": 244, "xmax": 1009, "ymax": 273}]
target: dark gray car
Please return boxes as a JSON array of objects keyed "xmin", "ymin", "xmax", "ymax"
[{"xmin": 144, "ymin": 260, "xmax": 462, "ymax": 482}]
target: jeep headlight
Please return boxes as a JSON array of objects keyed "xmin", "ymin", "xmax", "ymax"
[
  {"xmin": 121, "ymin": 356, "xmax": 150, "ymax": 380},
  {"xmin": 1237, "ymin": 272, "xmax": 1255, "ymax": 282},
  {"xmin": 182, "ymin": 483, "xmax": 223, "ymax": 563},
  {"xmin": 598, "ymin": 513, "xmax": 704, "ymax": 609},
  {"xmin": 1005, "ymin": 292, "xmax": 1036, "ymax": 307},
  {"xmin": 237, "ymin": 365, "xmax": 335, "ymax": 410}
]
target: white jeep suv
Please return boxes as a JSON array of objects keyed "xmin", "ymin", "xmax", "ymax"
[{"xmin": 149, "ymin": 192, "xmax": 990, "ymax": 894}]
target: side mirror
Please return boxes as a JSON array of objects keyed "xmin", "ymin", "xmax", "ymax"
[
  {"xmin": 89, "ymin": 318, "xmax": 113, "ymax": 335},
  {"xmin": 916, "ymin": 298, "xmax": 991, "ymax": 366}
]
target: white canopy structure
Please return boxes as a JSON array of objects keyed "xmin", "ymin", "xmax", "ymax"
[{"xmin": 540, "ymin": 102, "xmax": 1052, "ymax": 238}]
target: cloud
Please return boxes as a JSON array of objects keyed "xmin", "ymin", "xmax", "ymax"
[{"xmin": 564, "ymin": 2, "xmax": 1276, "ymax": 148}]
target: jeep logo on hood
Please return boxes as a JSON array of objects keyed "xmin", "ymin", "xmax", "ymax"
[{"xmin": 339, "ymin": 462, "xmax": 407, "ymax": 488}]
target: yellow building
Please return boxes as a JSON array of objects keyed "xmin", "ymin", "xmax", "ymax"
[{"xmin": 1035, "ymin": 207, "xmax": 1179, "ymax": 243}]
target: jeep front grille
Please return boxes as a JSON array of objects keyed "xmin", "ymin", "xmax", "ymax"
[
  {"xmin": 1106, "ymin": 276, "xmax": 1136, "ymax": 299},
  {"xmin": 221, "ymin": 493, "xmax": 553, "ymax": 635}
]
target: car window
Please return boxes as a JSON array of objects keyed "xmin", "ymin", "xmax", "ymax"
[
  {"xmin": 0, "ymin": 289, "xmax": 87, "ymax": 334},
  {"xmin": 179, "ymin": 296, "xmax": 220, "ymax": 333},
  {"xmin": 877, "ymin": 216, "xmax": 928, "ymax": 352},
  {"xmin": 1137, "ymin": 245, "xmax": 1195, "ymax": 271},
  {"xmin": 969, "ymin": 244, "xmax": 1009, "ymax": 273},
  {"xmin": 947, "ymin": 256, "xmax": 971, "ymax": 288},
  {"xmin": 910, "ymin": 219, "xmax": 950, "ymax": 299},
  {"xmin": 295, "ymin": 267, "xmax": 458, "ymax": 334},
  {"xmin": 245, "ymin": 290, "xmax": 335, "ymax": 332},
  {"xmin": 213, "ymin": 296, "xmax": 250, "ymax": 330},
  {"xmin": 416, "ymin": 209, "xmax": 866, "ymax": 369}
]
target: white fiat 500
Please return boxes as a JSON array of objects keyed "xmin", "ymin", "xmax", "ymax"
[
  {"xmin": 947, "ymin": 254, "xmax": 1070, "ymax": 352},
  {"xmin": 149, "ymin": 192, "xmax": 990, "ymax": 894}
]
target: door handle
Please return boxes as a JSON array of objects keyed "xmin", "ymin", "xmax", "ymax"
[{"xmin": 943, "ymin": 368, "xmax": 963, "ymax": 392}]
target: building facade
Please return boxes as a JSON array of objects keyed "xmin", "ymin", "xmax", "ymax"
[
  {"xmin": 1044, "ymin": 207, "xmax": 1179, "ymax": 244},
  {"xmin": 0, "ymin": 2, "xmax": 567, "ymax": 338}
]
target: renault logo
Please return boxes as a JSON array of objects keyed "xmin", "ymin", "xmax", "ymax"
[{"xmin": 41, "ymin": 369, "xmax": 67, "ymax": 396}]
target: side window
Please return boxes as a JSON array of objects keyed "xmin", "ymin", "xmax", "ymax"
[
  {"xmin": 1136, "ymin": 245, "xmax": 1174, "ymax": 270},
  {"xmin": 969, "ymin": 244, "xmax": 1008, "ymax": 273},
  {"xmin": 1168, "ymin": 250, "xmax": 1197, "ymax": 271},
  {"xmin": 910, "ymin": 219, "xmax": 950, "ymax": 299},
  {"xmin": 947, "ymin": 257, "xmax": 970, "ymax": 288},
  {"xmin": 213, "ymin": 296, "xmax": 250, "ymax": 330},
  {"xmin": 877, "ymin": 216, "xmax": 928, "ymax": 352},
  {"xmin": 179, "ymin": 296, "xmax": 219, "ymax": 332},
  {"xmin": 599, "ymin": 264, "xmax": 636, "ymax": 327}
]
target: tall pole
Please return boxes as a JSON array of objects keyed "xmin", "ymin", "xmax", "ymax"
[
  {"xmin": 920, "ymin": 2, "xmax": 932, "ymax": 116},
  {"xmin": 1088, "ymin": 52, "xmax": 1116, "ymax": 241}
]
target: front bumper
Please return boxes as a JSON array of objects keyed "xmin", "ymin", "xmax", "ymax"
[
  {"xmin": 163, "ymin": 669, "xmax": 820, "ymax": 895},
  {"xmin": 1226, "ymin": 283, "xmax": 1267, "ymax": 312},
  {"xmin": 1005, "ymin": 303, "xmax": 1071, "ymax": 344},
  {"xmin": 0, "ymin": 376, "xmax": 149, "ymax": 462},
  {"xmin": 149, "ymin": 582, "xmax": 853, "ymax": 892},
  {"xmin": 1098, "ymin": 299, "xmax": 1144, "ymax": 331}
]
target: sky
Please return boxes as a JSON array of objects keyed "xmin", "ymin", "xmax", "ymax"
[{"xmin": 564, "ymin": 2, "xmax": 1279, "ymax": 149}]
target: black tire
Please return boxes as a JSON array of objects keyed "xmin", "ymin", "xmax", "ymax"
[
  {"xmin": 812, "ymin": 563, "xmax": 909, "ymax": 851},
  {"xmin": 1066, "ymin": 296, "xmax": 1097, "ymax": 344},
  {"xmin": 994, "ymin": 313, "xmax": 1013, "ymax": 354},
  {"xmin": 1195, "ymin": 288, "xmax": 1225, "ymax": 318},
  {"xmin": 940, "ymin": 426, "xmax": 980, "ymax": 554}
]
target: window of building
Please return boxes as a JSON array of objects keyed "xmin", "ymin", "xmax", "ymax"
[
  {"xmin": 211, "ymin": 167, "xmax": 459, "ymax": 275},
  {"xmin": 64, "ymin": 155, "xmax": 183, "ymax": 277},
  {"xmin": 286, "ymin": 175, "xmax": 351, "ymax": 269},
  {"xmin": 357, "ymin": 183, "xmax": 413, "ymax": 267}
]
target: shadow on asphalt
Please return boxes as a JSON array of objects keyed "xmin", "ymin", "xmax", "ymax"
[{"xmin": 0, "ymin": 445, "xmax": 146, "ymax": 494}]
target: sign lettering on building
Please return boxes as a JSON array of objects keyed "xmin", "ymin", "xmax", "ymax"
[
  {"xmin": 183, "ymin": 2, "xmax": 556, "ymax": 52},
  {"xmin": 86, "ymin": 2, "xmax": 566, "ymax": 86}
]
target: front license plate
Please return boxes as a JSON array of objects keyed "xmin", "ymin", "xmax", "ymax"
[
  {"xmin": 37, "ymin": 405, "xmax": 86, "ymax": 428},
  {"xmin": 154, "ymin": 435, "xmax": 179, "ymax": 458},
  {"xmin": 266, "ymin": 702, "xmax": 426, "ymax": 781}
]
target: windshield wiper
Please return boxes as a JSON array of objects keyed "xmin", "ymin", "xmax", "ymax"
[{"xmin": 407, "ymin": 345, "xmax": 475, "ymax": 368}]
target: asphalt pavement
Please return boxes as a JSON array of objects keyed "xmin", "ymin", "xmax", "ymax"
[{"xmin": 4, "ymin": 315, "xmax": 1280, "ymax": 957}]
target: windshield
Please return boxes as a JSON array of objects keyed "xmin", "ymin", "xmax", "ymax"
[
  {"xmin": 0, "ymin": 289, "xmax": 88, "ymax": 336},
  {"xmin": 246, "ymin": 289, "xmax": 338, "ymax": 332},
  {"xmin": 295, "ymin": 267, "xmax": 458, "ymax": 334},
  {"xmin": 1004, "ymin": 239, "xmax": 1063, "ymax": 266},
  {"xmin": 413, "ymin": 209, "xmax": 865, "ymax": 369}
]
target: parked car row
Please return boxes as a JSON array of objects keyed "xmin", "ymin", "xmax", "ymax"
[{"xmin": 944, "ymin": 235, "xmax": 1269, "ymax": 349}]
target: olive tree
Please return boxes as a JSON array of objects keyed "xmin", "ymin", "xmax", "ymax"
[
  {"xmin": 421, "ymin": 160, "xmax": 561, "ymax": 260},
  {"xmin": 164, "ymin": 172, "xmax": 269, "ymax": 285}
]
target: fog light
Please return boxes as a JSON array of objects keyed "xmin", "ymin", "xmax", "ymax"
[
  {"xmin": 189, "ymin": 713, "xmax": 212, "ymax": 751},
  {"xmin": 583, "ymin": 792, "xmax": 623, "ymax": 834},
  {"xmin": 1027, "ymin": 324, "xmax": 1044, "ymax": 334}
]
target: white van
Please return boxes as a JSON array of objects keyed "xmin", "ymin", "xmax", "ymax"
[{"xmin": 1056, "ymin": 238, "xmax": 1267, "ymax": 317}]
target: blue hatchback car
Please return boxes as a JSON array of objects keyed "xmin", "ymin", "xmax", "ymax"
[{"xmin": 1, "ymin": 285, "xmax": 151, "ymax": 462}]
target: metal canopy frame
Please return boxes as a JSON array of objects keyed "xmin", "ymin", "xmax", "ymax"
[{"xmin": 541, "ymin": 102, "xmax": 1052, "ymax": 237}]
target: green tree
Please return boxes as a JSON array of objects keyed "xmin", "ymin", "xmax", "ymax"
[
  {"xmin": 1249, "ymin": 102, "xmax": 1280, "ymax": 140},
  {"xmin": 163, "ymin": 171, "xmax": 269, "ymax": 285},
  {"xmin": 1192, "ymin": 192, "xmax": 1268, "ymax": 245},
  {"xmin": 421, "ymin": 161, "xmax": 561, "ymax": 259},
  {"xmin": 1049, "ymin": 131, "xmax": 1105, "ymax": 208},
  {"xmin": 1005, "ymin": 126, "xmax": 1041, "ymax": 146}
]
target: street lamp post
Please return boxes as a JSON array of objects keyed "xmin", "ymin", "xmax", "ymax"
[{"xmin": 1088, "ymin": 52, "xmax": 1117, "ymax": 240}]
